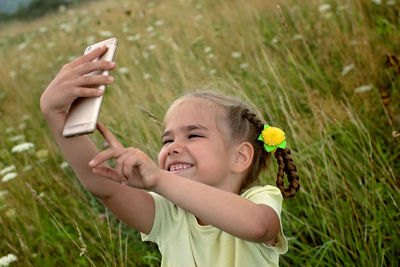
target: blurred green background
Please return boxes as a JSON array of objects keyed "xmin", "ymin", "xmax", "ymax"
[{"xmin": 0, "ymin": 0, "xmax": 399, "ymax": 266}]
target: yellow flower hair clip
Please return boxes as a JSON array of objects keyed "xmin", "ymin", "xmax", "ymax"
[{"xmin": 257, "ymin": 124, "xmax": 287, "ymax": 153}]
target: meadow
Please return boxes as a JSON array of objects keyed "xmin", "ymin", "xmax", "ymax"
[{"xmin": 0, "ymin": 0, "xmax": 399, "ymax": 266}]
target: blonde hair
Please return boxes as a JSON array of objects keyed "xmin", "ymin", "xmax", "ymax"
[{"xmin": 166, "ymin": 91, "xmax": 300, "ymax": 198}]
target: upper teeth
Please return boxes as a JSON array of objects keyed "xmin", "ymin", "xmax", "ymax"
[{"xmin": 170, "ymin": 164, "xmax": 191, "ymax": 171}]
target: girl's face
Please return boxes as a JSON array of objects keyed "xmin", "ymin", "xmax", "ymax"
[{"xmin": 158, "ymin": 99, "xmax": 235, "ymax": 190}]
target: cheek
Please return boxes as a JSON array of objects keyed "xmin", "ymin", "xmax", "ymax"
[{"xmin": 158, "ymin": 149, "xmax": 166, "ymax": 168}]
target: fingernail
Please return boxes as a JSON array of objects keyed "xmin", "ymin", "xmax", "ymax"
[
  {"xmin": 107, "ymin": 76, "xmax": 114, "ymax": 82},
  {"xmin": 97, "ymin": 90, "xmax": 104, "ymax": 95},
  {"xmin": 89, "ymin": 160, "xmax": 95, "ymax": 166},
  {"xmin": 110, "ymin": 62, "xmax": 116, "ymax": 67}
]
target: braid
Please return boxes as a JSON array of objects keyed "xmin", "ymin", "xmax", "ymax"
[
  {"xmin": 241, "ymin": 108, "xmax": 264, "ymax": 132},
  {"xmin": 274, "ymin": 148, "xmax": 300, "ymax": 198}
]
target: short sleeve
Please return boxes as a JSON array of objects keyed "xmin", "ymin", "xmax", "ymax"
[
  {"xmin": 140, "ymin": 192, "xmax": 177, "ymax": 243},
  {"xmin": 241, "ymin": 185, "xmax": 288, "ymax": 254}
]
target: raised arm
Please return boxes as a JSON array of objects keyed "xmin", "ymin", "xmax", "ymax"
[{"xmin": 40, "ymin": 47, "xmax": 154, "ymax": 234}]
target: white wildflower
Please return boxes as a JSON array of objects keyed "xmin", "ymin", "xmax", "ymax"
[
  {"xmin": 9, "ymin": 135, "xmax": 24, "ymax": 142},
  {"xmin": 148, "ymin": 44, "xmax": 156, "ymax": 50},
  {"xmin": 240, "ymin": 63, "xmax": 249, "ymax": 69},
  {"xmin": 134, "ymin": 60, "xmax": 140, "ymax": 65},
  {"xmin": 355, "ymin": 84, "xmax": 373, "ymax": 93},
  {"xmin": 86, "ymin": 35, "xmax": 96, "ymax": 45},
  {"xmin": 99, "ymin": 31, "xmax": 112, "ymax": 38},
  {"xmin": 9, "ymin": 71, "xmax": 17, "ymax": 79},
  {"xmin": 144, "ymin": 73, "xmax": 151, "ymax": 80},
  {"xmin": 0, "ymin": 166, "xmax": 16, "ymax": 176},
  {"xmin": 341, "ymin": 64, "xmax": 355, "ymax": 76},
  {"xmin": 155, "ymin": 20, "xmax": 164, "ymax": 26},
  {"xmin": 118, "ymin": 67, "xmax": 129, "ymax": 74},
  {"xmin": 5, "ymin": 127, "xmax": 14, "ymax": 134},
  {"xmin": 386, "ymin": 0, "xmax": 395, "ymax": 5},
  {"xmin": 204, "ymin": 46, "xmax": 212, "ymax": 53},
  {"xmin": 18, "ymin": 123, "xmax": 27, "ymax": 130},
  {"xmin": 372, "ymin": 0, "xmax": 382, "ymax": 4},
  {"xmin": 319, "ymin": 4, "xmax": 331, "ymax": 12},
  {"xmin": 122, "ymin": 27, "xmax": 129, "ymax": 33},
  {"xmin": 2, "ymin": 172, "xmax": 17, "ymax": 182},
  {"xmin": 60, "ymin": 23, "xmax": 71, "ymax": 32},
  {"xmin": 60, "ymin": 161, "xmax": 69, "ymax": 169},
  {"xmin": 207, "ymin": 53, "xmax": 215, "ymax": 59},
  {"xmin": 270, "ymin": 37, "xmax": 278, "ymax": 45},
  {"xmin": 209, "ymin": 69, "xmax": 217, "ymax": 75},
  {"xmin": 127, "ymin": 34, "xmax": 141, "ymax": 42},
  {"xmin": 59, "ymin": 5, "xmax": 67, "ymax": 12},
  {"xmin": 231, "ymin": 52, "xmax": 241, "ymax": 58},
  {"xmin": 195, "ymin": 3, "xmax": 202, "ymax": 9},
  {"xmin": 147, "ymin": 26, "xmax": 154, "ymax": 32},
  {"xmin": 0, "ymin": 190, "xmax": 9, "ymax": 198},
  {"xmin": 39, "ymin": 27, "xmax": 47, "ymax": 33},
  {"xmin": 11, "ymin": 142, "xmax": 35, "ymax": 153},
  {"xmin": 18, "ymin": 43, "xmax": 27, "ymax": 50},
  {"xmin": 143, "ymin": 52, "xmax": 149, "ymax": 59},
  {"xmin": 47, "ymin": 42, "xmax": 55, "ymax": 48}
]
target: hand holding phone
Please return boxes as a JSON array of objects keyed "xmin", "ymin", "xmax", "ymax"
[{"xmin": 62, "ymin": 38, "xmax": 118, "ymax": 137}]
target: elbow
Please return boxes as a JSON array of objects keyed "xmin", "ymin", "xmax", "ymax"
[
  {"xmin": 249, "ymin": 206, "xmax": 280, "ymax": 243},
  {"xmin": 251, "ymin": 220, "xmax": 277, "ymax": 243}
]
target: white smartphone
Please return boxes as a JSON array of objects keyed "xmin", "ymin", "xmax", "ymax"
[{"xmin": 63, "ymin": 37, "xmax": 118, "ymax": 138}]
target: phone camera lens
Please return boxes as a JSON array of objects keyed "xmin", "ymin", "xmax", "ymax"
[{"xmin": 88, "ymin": 47, "xmax": 92, "ymax": 51}]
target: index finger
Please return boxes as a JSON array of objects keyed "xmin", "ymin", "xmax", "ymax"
[
  {"xmin": 73, "ymin": 45, "xmax": 108, "ymax": 66},
  {"xmin": 97, "ymin": 122, "xmax": 124, "ymax": 149}
]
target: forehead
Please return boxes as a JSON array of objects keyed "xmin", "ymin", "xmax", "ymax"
[{"xmin": 164, "ymin": 98, "xmax": 223, "ymax": 130}]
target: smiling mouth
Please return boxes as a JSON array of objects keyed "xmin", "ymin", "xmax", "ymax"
[{"xmin": 168, "ymin": 163, "xmax": 193, "ymax": 173}]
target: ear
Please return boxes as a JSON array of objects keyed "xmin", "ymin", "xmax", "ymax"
[{"xmin": 231, "ymin": 142, "xmax": 254, "ymax": 174}]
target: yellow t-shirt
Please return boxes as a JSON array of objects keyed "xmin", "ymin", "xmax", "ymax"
[{"xmin": 141, "ymin": 185, "xmax": 288, "ymax": 267}]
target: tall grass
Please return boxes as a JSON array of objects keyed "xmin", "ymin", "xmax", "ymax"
[{"xmin": 0, "ymin": 0, "xmax": 399, "ymax": 265}]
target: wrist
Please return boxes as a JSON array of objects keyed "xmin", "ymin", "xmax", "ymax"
[{"xmin": 148, "ymin": 169, "xmax": 168, "ymax": 193}]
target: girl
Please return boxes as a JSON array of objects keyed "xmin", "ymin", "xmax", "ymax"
[{"xmin": 40, "ymin": 46, "xmax": 300, "ymax": 266}]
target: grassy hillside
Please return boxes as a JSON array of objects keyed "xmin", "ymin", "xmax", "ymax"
[{"xmin": 0, "ymin": 0, "xmax": 399, "ymax": 265}]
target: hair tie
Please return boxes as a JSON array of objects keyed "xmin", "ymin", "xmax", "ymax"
[{"xmin": 257, "ymin": 124, "xmax": 287, "ymax": 153}]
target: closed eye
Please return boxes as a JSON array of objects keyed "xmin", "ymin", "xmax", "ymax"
[
  {"xmin": 162, "ymin": 139, "xmax": 173, "ymax": 145},
  {"xmin": 188, "ymin": 134, "xmax": 203, "ymax": 139}
]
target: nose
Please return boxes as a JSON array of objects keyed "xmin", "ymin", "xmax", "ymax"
[{"xmin": 167, "ymin": 140, "xmax": 184, "ymax": 156}]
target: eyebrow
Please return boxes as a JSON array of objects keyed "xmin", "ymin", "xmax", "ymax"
[{"xmin": 162, "ymin": 124, "xmax": 208, "ymax": 138}]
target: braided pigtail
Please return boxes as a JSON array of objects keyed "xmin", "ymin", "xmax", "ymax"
[{"xmin": 274, "ymin": 148, "xmax": 300, "ymax": 198}]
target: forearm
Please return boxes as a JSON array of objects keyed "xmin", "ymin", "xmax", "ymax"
[
  {"xmin": 153, "ymin": 172, "xmax": 278, "ymax": 242},
  {"xmin": 43, "ymin": 111, "xmax": 115, "ymax": 199}
]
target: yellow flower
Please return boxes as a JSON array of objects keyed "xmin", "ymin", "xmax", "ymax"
[
  {"xmin": 258, "ymin": 125, "xmax": 287, "ymax": 153},
  {"xmin": 262, "ymin": 127, "xmax": 285, "ymax": 146}
]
